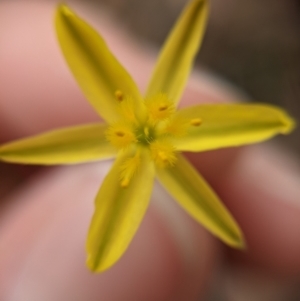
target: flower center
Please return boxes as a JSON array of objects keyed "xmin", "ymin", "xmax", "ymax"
[
  {"xmin": 106, "ymin": 91, "xmax": 202, "ymax": 187},
  {"xmin": 135, "ymin": 124, "xmax": 156, "ymax": 145}
]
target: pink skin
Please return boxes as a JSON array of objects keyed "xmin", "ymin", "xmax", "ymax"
[{"xmin": 0, "ymin": 1, "xmax": 300, "ymax": 300}]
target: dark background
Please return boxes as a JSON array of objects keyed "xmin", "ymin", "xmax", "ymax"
[{"xmin": 98, "ymin": 0, "xmax": 300, "ymax": 153}]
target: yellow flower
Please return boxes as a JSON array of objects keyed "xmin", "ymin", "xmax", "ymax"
[{"xmin": 0, "ymin": 0, "xmax": 295, "ymax": 272}]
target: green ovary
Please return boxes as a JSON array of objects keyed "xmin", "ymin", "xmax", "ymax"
[{"xmin": 135, "ymin": 124, "xmax": 156, "ymax": 145}]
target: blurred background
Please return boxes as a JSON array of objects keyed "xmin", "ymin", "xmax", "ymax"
[
  {"xmin": 0, "ymin": 0, "xmax": 299, "ymax": 300},
  {"xmin": 98, "ymin": 0, "xmax": 300, "ymax": 153},
  {"xmin": 70, "ymin": 0, "xmax": 300, "ymax": 300},
  {"xmin": 0, "ymin": 0, "xmax": 299, "ymax": 197}
]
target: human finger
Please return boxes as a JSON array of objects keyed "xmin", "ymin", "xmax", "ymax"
[
  {"xmin": 0, "ymin": 1, "xmax": 218, "ymax": 300},
  {"xmin": 0, "ymin": 162, "xmax": 217, "ymax": 301}
]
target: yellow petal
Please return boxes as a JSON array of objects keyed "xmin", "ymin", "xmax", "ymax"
[
  {"xmin": 174, "ymin": 104, "xmax": 295, "ymax": 152},
  {"xmin": 0, "ymin": 124, "xmax": 116, "ymax": 164},
  {"xmin": 146, "ymin": 0, "xmax": 208, "ymax": 104},
  {"xmin": 157, "ymin": 154, "xmax": 244, "ymax": 248},
  {"xmin": 55, "ymin": 5, "xmax": 145, "ymax": 123},
  {"xmin": 86, "ymin": 147, "xmax": 155, "ymax": 272}
]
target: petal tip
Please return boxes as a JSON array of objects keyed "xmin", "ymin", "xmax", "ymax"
[
  {"xmin": 86, "ymin": 254, "xmax": 113, "ymax": 273},
  {"xmin": 56, "ymin": 3, "xmax": 76, "ymax": 23},
  {"xmin": 223, "ymin": 225, "xmax": 246, "ymax": 250},
  {"xmin": 56, "ymin": 3, "xmax": 72, "ymax": 15},
  {"xmin": 226, "ymin": 233, "xmax": 247, "ymax": 250},
  {"xmin": 236, "ymin": 237, "xmax": 247, "ymax": 250},
  {"xmin": 86, "ymin": 252, "xmax": 104, "ymax": 273},
  {"xmin": 269, "ymin": 104, "xmax": 296, "ymax": 134},
  {"xmin": 86, "ymin": 256, "xmax": 99, "ymax": 273},
  {"xmin": 281, "ymin": 114, "xmax": 296, "ymax": 134}
]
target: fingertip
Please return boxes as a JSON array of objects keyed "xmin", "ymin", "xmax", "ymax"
[
  {"xmin": 1, "ymin": 162, "xmax": 217, "ymax": 300},
  {"xmin": 0, "ymin": 1, "xmax": 99, "ymax": 140},
  {"xmin": 219, "ymin": 146, "xmax": 300, "ymax": 275}
]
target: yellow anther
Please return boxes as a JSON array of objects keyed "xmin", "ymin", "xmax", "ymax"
[
  {"xmin": 116, "ymin": 95, "xmax": 138, "ymax": 123},
  {"xmin": 119, "ymin": 152, "xmax": 141, "ymax": 188},
  {"xmin": 120, "ymin": 179, "xmax": 129, "ymax": 188},
  {"xmin": 115, "ymin": 90, "xmax": 124, "ymax": 101},
  {"xmin": 115, "ymin": 131, "xmax": 125, "ymax": 137},
  {"xmin": 190, "ymin": 118, "xmax": 202, "ymax": 126},
  {"xmin": 106, "ymin": 123, "xmax": 137, "ymax": 149},
  {"xmin": 150, "ymin": 140, "xmax": 177, "ymax": 168},
  {"xmin": 145, "ymin": 94, "xmax": 174, "ymax": 121},
  {"xmin": 158, "ymin": 151, "xmax": 168, "ymax": 162},
  {"xmin": 159, "ymin": 104, "xmax": 168, "ymax": 111}
]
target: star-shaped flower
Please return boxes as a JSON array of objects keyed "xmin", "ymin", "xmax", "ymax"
[{"xmin": 0, "ymin": 0, "xmax": 294, "ymax": 272}]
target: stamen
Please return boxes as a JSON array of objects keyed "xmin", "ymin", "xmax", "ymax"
[
  {"xmin": 150, "ymin": 140, "xmax": 177, "ymax": 168},
  {"xmin": 120, "ymin": 179, "xmax": 129, "ymax": 188},
  {"xmin": 145, "ymin": 93, "xmax": 174, "ymax": 121},
  {"xmin": 116, "ymin": 131, "xmax": 125, "ymax": 137},
  {"xmin": 163, "ymin": 115, "xmax": 188, "ymax": 137},
  {"xmin": 159, "ymin": 104, "xmax": 168, "ymax": 111},
  {"xmin": 158, "ymin": 151, "xmax": 168, "ymax": 162},
  {"xmin": 115, "ymin": 90, "xmax": 124, "ymax": 101},
  {"xmin": 116, "ymin": 95, "xmax": 138, "ymax": 123},
  {"xmin": 119, "ymin": 152, "xmax": 141, "ymax": 188},
  {"xmin": 106, "ymin": 123, "xmax": 137, "ymax": 149},
  {"xmin": 190, "ymin": 118, "xmax": 202, "ymax": 126}
]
